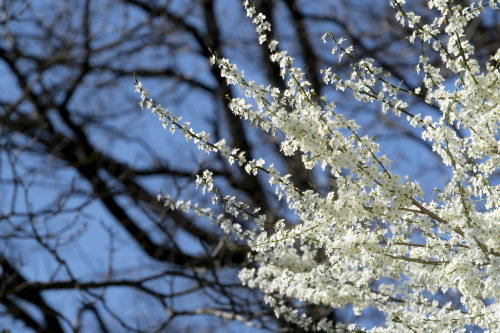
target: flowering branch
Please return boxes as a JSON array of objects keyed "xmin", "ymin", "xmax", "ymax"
[{"xmin": 134, "ymin": 0, "xmax": 500, "ymax": 331}]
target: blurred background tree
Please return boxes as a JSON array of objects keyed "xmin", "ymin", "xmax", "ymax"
[{"xmin": 0, "ymin": 0, "xmax": 499, "ymax": 331}]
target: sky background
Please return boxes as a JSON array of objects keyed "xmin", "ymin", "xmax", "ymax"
[{"xmin": 0, "ymin": 0, "xmax": 475, "ymax": 331}]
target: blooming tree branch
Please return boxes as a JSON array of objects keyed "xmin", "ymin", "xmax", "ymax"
[{"xmin": 135, "ymin": 0, "xmax": 500, "ymax": 331}]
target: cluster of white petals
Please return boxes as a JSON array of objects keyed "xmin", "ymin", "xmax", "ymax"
[{"xmin": 135, "ymin": 0, "xmax": 500, "ymax": 331}]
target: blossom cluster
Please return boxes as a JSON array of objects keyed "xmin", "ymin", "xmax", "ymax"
[{"xmin": 135, "ymin": 0, "xmax": 500, "ymax": 331}]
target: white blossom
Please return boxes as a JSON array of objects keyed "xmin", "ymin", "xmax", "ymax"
[{"xmin": 135, "ymin": 0, "xmax": 500, "ymax": 331}]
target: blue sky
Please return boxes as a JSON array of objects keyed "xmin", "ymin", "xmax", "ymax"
[{"xmin": 0, "ymin": 0, "xmax": 472, "ymax": 331}]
